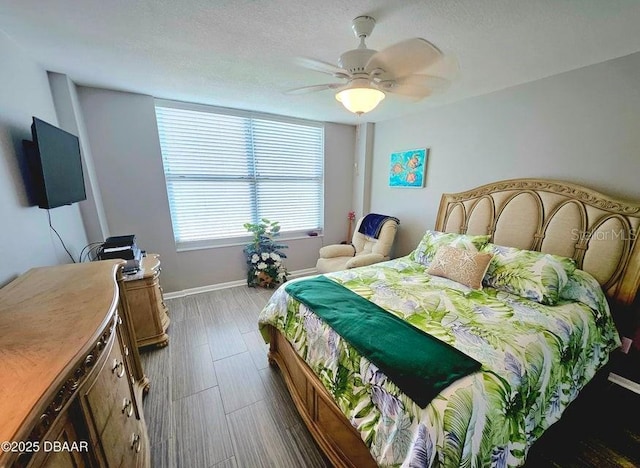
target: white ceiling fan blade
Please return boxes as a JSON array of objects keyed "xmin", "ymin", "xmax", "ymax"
[
  {"xmin": 397, "ymin": 74, "xmax": 451, "ymax": 91},
  {"xmin": 385, "ymin": 83, "xmax": 432, "ymax": 100},
  {"xmin": 295, "ymin": 57, "xmax": 351, "ymax": 79},
  {"xmin": 366, "ymin": 38, "xmax": 443, "ymax": 79},
  {"xmin": 284, "ymin": 83, "xmax": 344, "ymax": 95},
  {"xmin": 422, "ymin": 55, "xmax": 460, "ymax": 80},
  {"xmin": 380, "ymin": 75, "xmax": 450, "ymax": 100}
]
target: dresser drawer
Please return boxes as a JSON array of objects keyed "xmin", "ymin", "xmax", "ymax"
[
  {"xmin": 81, "ymin": 329, "xmax": 134, "ymax": 437},
  {"xmin": 99, "ymin": 396, "xmax": 144, "ymax": 467}
]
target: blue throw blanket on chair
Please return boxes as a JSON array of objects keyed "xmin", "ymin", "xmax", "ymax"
[{"xmin": 358, "ymin": 213, "xmax": 399, "ymax": 239}]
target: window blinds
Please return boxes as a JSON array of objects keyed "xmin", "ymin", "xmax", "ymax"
[{"xmin": 155, "ymin": 102, "xmax": 324, "ymax": 246}]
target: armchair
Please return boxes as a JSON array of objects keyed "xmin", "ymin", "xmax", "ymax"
[{"xmin": 316, "ymin": 214, "xmax": 399, "ymax": 273}]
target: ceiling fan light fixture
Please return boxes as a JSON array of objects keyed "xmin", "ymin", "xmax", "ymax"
[{"xmin": 335, "ymin": 86, "xmax": 385, "ymax": 115}]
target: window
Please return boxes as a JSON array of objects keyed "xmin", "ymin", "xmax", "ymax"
[{"xmin": 155, "ymin": 100, "xmax": 324, "ymax": 248}]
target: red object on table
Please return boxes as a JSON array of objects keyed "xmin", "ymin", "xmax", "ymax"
[{"xmin": 346, "ymin": 211, "xmax": 356, "ymax": 243}]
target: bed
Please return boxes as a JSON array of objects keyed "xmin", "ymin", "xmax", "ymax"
[{"xmin": 258, "ymin": 178, "xmax": 640, "ymax": 467}]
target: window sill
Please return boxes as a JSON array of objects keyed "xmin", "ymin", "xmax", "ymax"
[{"xmin": 175, "ymin": 232, "xmax": 324, "ymax": 252}]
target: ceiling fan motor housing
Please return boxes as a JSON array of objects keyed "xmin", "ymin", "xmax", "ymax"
[{"xmin": 338, "ymin": 48, "xmax": 377, "ymax": 75}]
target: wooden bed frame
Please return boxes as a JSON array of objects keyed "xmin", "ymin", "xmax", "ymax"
[{"xmin": 265, "ymin": 178, "xmax": 640, "ymax": 467}]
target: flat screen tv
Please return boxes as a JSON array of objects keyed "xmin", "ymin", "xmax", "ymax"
[{"xmin": 23, "ymin": 117, "xmax": 86, "ymax": 209}]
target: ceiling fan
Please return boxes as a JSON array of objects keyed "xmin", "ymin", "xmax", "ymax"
[{"xmin": 286, "ymin": 16, "xmax": 454, "ymax": 115}]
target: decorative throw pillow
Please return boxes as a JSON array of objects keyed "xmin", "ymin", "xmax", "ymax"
[
  {"xmin": 427, "ymin": 245, "xmax": 493, "ymax": 290},
  {"xmin": 482, "ymin": 244, "xmax": 576, "ymax": 305},
  {"xmin": 411, "ymin": 230, "xmax": 491, "ymax": 267}
]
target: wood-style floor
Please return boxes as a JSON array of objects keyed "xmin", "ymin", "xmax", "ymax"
[
  {"xmin": 140, "ymin": 285, "xmax": 640, "ymax": 468},
  {"xmin": 525, "ymin": 377, "xmax": 640, "ymax": 467},
  {"xmin": 139, "ymin": 285, "xmax": 329, "ymax": 468}
]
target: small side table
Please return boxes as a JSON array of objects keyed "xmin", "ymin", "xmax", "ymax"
[{"xmin": 121, "ymin": 253, "xmax": 170, "ymax": 348}]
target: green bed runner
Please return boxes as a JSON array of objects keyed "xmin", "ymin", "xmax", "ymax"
[{"xmin": 285, "ymin": 275, "xmax": 482, "ymax": 408}]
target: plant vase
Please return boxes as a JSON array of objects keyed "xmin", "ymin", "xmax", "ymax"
[{"xmin": 243, "ymin": 219, "xmax": 288, "ymax": 288}]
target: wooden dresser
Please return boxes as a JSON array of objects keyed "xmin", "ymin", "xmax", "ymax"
[
  {"xmin": 120, "ymin": 254, "xmax": 170, "ymax": 348},
  {"xmin": 0, "ymin": 261, "xmax": 150, "ymax": 468}
]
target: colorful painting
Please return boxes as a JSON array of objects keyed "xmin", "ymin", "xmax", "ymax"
[{"xmin": 389, "ymin": 148, "xmax": 427, "ymax": 187}]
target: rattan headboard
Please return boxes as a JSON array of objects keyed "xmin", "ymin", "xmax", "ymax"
[{"xmin": 435, "ymin": 178, "xmax": 640, "ymax": 307}]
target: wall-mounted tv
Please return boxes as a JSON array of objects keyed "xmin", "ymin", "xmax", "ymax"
[{"xmin": 23, "ymin": 117, "xmax": 86, "ymax": 209}]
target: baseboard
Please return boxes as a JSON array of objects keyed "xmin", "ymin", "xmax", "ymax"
[
  {"xmin": 608, "ymin": 372, "xmax": 640, "ymax": 394},
  {"xmin": 163, "ymin": 267, "xmax": 317, "ymax": 299},
  {"xmin": 287, "ymin": 267, "xmax": 318, "ymax": 280}
]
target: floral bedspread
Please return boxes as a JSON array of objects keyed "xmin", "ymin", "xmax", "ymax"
[{"xmin": 257, "ymin": 257, "xmax": 621, "ymax": 467}]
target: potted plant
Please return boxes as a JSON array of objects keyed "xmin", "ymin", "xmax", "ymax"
[{"xmin": 243, "ymin": 218, "xmax": 288, "ymax": 288}]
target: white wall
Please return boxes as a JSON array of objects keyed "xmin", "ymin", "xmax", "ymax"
[
  {"xmin": 48, "ymin": 72, "xmax": 109, "ymax": 244},
  {"xmin": 323, "ymin": 122, "xmax": 357, "ymax": 244},
  {"xmin": 352, "ymin": 123, "xmax": 374, "ymax": 220},
  {"xmin": 370, "ymin": 52, "xmax": 640, "ymax": 257},
  {"xmin": 76, "ymin": 86, "xmax": 355, "ymax": 292},
  {"xmin": 0, "ymin": 32, "xmax": 88, "ymax": 286}
]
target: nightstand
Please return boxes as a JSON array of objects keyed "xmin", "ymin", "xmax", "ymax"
[{"xmin": 120, "ymin": 253, "xmax": 170, "ymax": 348}]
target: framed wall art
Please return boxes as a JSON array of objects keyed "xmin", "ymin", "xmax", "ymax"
[{"xmin": 389, "ymin": 148, "xmax": 428, "ymax": 188}]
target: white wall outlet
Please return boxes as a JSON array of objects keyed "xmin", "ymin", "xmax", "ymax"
[{"xmin": 621, "ymin": 336, "xmax": 633, "ymax": 354}]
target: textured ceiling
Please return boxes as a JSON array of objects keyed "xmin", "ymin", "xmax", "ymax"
[{"xmin": 1, "ymin": 0, "xmax": 640, "ymax": 125}]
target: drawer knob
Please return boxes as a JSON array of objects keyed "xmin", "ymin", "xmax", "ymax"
[
  {"xmin": 122, "ymin": 398, "xmax": 133, "ymax": 417},
  {"xmin": 112, "ymin": 359, "xmax": 125, "ymax": 378},
  {"xmin": 131, "ymin": 433, "xmax": 141, "ymax": 453}
]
